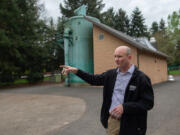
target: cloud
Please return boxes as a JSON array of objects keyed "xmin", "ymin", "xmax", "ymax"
[
  {"xmin": 40, "ymin": 0, "xmax": 180, "ymax": 27},
  {"xmin": 39, "ymin": 0, "xmax": 62, "ymax": 21}
]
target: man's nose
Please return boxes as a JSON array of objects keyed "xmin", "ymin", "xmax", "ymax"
[{"xmin": 115, "ymin": 57, "xmax": 119, "ymax": 61}]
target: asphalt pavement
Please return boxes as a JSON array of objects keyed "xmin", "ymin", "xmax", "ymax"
[{"xmin": 0, "ymin": 76, "xmax": 180, "ymax": 135}]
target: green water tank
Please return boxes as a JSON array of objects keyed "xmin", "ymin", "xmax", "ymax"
[{"xmin": 64, "ymin": 6, "xmax": 100, "ymax": 85}]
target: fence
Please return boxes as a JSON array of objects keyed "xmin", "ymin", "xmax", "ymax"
[{"xmin": 168, "ymin": 65, "xmax": 180, "ymax": 71}]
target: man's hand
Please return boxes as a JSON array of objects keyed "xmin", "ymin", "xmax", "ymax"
[
  {"xmin": 59, "ymin": 65, "xmax": 78, "ymax": 75},
  {"xmin": 110, "ymin": 104, "xmax": 123, "ymax": 120}
]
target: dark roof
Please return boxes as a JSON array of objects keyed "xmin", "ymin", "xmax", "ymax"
[{"xmin": 84, "ymin": 16, "xmax": 169, "ymax": 58}]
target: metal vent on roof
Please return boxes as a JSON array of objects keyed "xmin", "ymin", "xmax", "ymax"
[{"xmin": 135, "ymin": 37, "xmax": 157, "ymax": 51}]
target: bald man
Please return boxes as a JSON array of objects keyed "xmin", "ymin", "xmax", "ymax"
[{"xmin": 60, "ymin": 46, "xmax": 154, "ymax": 135}]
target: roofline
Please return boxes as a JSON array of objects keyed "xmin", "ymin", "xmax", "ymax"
[{"xmin": 84, "ymin": 16, "xmax": 169, "ymax": 59}]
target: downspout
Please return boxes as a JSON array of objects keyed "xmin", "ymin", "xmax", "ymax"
[{"xmin": 64, "ymin": 27, "xmax": 71, "ymax": 86}]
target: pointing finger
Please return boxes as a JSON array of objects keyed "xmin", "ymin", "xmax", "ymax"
[
  {"xmin": 59, "ymin": 65, "xmax": 66, "ymax": 68},
  {"xmin": 59, "ymin": 65, "xmax": 70, "ymax": 69}
]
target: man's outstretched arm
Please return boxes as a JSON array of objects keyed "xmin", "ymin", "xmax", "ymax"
[
  {"xmin": 59, "ymin": 65, "xmax": 105, "ymax": 86},
  {"xmin": 60, "ymin": 65, "xmax": 78, "ymax": 75}
]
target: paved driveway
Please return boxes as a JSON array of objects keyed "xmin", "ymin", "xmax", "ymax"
[{"xmin": 0, "ymin": 76, "xmax": 180, "ymax": 135}]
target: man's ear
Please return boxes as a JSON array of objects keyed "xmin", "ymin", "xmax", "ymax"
[{"xmin": 128, "ymin": 55, "xmax": 132, "ymax": 60}]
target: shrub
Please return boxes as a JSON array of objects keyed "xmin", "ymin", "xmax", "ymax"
[
  {"xmin": 0, "ymin": 72, "xmax": 17, "ymax": 85},
  {"xmin": 27, "ymin": 72, "xmax": 44, "ymax": 83}
]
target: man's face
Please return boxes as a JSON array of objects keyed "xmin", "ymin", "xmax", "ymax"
[{"xmin": 114, "ymin": 48, "xmax": 131, "ymax": 69}]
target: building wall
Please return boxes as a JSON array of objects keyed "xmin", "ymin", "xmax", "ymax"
[
  {"xmin": 139, "ymin": 52, "xmax": 168, "ymax": 84},
  {"xmin": 93, "ymin": 25, "xmax": 137, "ymax": 74},
  {"xmin": 93, "ymin": 25, "xmax": 168, "ymax": 84}
]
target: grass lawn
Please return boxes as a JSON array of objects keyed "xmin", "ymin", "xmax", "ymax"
[
  {"xmin": 14, "ymin": 79, "xmax": 28, "ymax": 84},
  {"xmin": 0, "ymin": 76, "xmax": 52, "ymax": 86},
  {"xmin": 14, "ymin": 76, "xmax": 52, "ymax": 84},
  {"xmin": 43, "ymin": 76, "xmax": 51, "ymax": 81},
  {"xmin": 0, "ymin": 74, "xmax": 63, "ymax": 88},
  {"xmin": 168, "ymin": 69, "xmax": 180, "ymax": 75}
]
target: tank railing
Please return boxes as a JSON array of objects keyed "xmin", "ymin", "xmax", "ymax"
[
  {"xmin": 64, "ymin": 27, "xmax": 72, "ymax": 86},
  {"xmin": 55, "ymin": 33, "xmax": 64, "ymax": 49},
  {"xmin": 55, "ymin": 33, "xmax": 73, "ymax": 50},
  {"xmin": 66, "ymin": 35, "xmax": 73, "ymax": 46}
]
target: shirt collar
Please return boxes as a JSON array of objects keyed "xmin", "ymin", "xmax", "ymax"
[{"xmin": 117, "ymin": 64, "xmax": 135, "ymax": 74}]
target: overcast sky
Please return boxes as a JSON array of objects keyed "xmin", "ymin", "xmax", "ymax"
[{"xmin": 39, "ymin": 0, "xmax": 180, "ymax": 28}]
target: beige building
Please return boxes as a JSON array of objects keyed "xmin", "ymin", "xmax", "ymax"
[{"xmin": 85, "ymin": 16, "xmax": 169, "ymax": 84}]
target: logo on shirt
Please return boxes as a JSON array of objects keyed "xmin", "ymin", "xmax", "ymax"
[{"xmin": 129, "ymin": 85, "xmax": 136, "ymax": 91}]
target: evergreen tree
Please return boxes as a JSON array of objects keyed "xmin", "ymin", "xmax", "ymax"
[
  {"xmin": 0, "ymin": 0, "xmax": 46, "ymax": 84},
  {"xmin": 0, "ymin": 0, "xmax": 21, "ymax": 83},
  {"xmin": 129, "ymin": 7, "xmax": 148, "ymax": 37},
  {"xmin": 43, "ymin": 18, "xmax": 64, "ymax": 72},
  {"xmin": 59, "ymin": 0, "xmax": 105, "ymax": 19},
  {"xmin": 57, "ymin": 16, "xmax": 67, "ymax": 35},
  {"xmin": 16, "ymin": 0, "xmax": 46, "ymax": 82},
  {"xmin": 101, "ymin": 7, "xmax": 116, "ymax": 27},
  {"xmin": 150, "ymin": 21, "xmax": 159, "ymax": 34},
  {"xmin": 114, "ymin": 8, "xmax": 130, "ymax": 35},
  {"xmin": 159, "ymin": 18, "xmax": 166, "ymax": 32}
]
